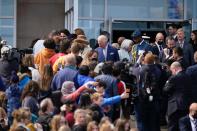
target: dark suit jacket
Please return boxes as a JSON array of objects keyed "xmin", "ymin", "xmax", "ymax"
[
  {"xmin": 96, "ymin": 44, "xmax": 119, "ymax": 63},
  {"xmin": 152, "ymin": 43, "xmax": 166, "ymax": 57},
  {"xmin": 177, "ymin": 57, "xmax": 189, "ymax": 70},
  {"xmin": 163, "ymin": 71, "xmax": 192, "ymax": 116},
  {"xmin": 176, "ymin": 41, "xmax": 194, "ymax": 66},
  {"xmin": 186, "ymin": 64, "xmax": 197, "ymax": 102},
  {"xmin": 179, "ymin": 115, "xmax": 192, "ymax": 131}
]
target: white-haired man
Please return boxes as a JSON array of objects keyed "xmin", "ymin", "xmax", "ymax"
[{"xmin": 96, "ymin": 35, "xmax": 119, "ymax": 63}]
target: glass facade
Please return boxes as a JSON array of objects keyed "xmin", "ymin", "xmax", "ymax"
[
  {"xmin": 77, "ymin": 0, "xmax": 190, "ymax": 41},
  {"xmin": 1, "ymin": 0, "xmax": 197, "ymax": 47},
  {"xmin": 108, "ymin": 0, "xmax": 167, "ymax": 19},
  {"xmin": 0, "ymin": 0, "xmax": 15, "ymax": 46}
]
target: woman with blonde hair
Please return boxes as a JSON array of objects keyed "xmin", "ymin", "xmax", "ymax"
[
  {"xmin": 99, "ymin": 121, "xmax": 114, "ymax": 131},
  {"xmin": 87, "ymin": 121, "xmax": 99, "ymax": 131},
  {"xmin": 81, "ymin": 50, "xmax": 98, "ymax": 66},
  {"xmin": 38, "ymin": 64, "xmax": 53, "ymax": 102},
  {"xmin": 50, "ymin": 114, "xmax": 68, "ymax": 131},
  {"xmin": 10, "ymin": 108, "xmax": 35, "ymax": 131},
  {"xmin": 114, "ymin": 118, "xmax": 131, "ymax": 131}
]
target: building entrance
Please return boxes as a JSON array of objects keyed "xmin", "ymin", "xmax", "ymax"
[{"xmin": 110, "ymin": 19, "xmax": 192, "ymax": 43}]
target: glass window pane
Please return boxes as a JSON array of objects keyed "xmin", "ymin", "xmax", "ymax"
[
  {"xmin": 0, "ymin": 18, "xmax": 14, "ymax": 26},
  {"xmin": 108, "ymin": 0, "xmax": 166, "ymax": 19},
  {"xmin": 0, "ymin": 27, "xmax": 13, "ymax": 46},
  {"xmin": 78, "ymin": 0, "xmax": 104, "ymax": 18},
  {"xmin": 78, "ymin": 0, "xmax": 91, "ymax": 17},
  {"xmin": 92, "ymin": 0, "xmax": 104, "ymax": 18},
  {"xmin": 78, "ymin": 20, "xmax": 104, "ymax": 40},
  {"xmin": 167, "ymin": 0, "xmax": 183, "ymax": 19},
  {"xmin": 0, "ymin": 0, "xmax": 14, "ymax": 16}
]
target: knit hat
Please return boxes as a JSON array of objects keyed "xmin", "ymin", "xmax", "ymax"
[
  {"xmin": 10, "ymin": 71, "xmax": 19, "ymax": 83},
  {"xmin": 61, "ymin": 81, "xmax": 76, "ymax": 96}
]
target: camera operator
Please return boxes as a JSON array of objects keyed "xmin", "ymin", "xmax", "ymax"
[
  {"xmin": 113, "ymin": 60, "xmax": 137, "ymax": 119},
  {"xmin": 0, "ymin": 45, "xmax": 19, "ymax": 87}
]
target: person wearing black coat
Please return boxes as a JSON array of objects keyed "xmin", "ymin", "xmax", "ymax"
[
  {"xmin": 164, "ymin": 62, "xmax": 192, "ymax": 131},
  {"xmin": 179, "ymin": 103, "xmax": 197, "ymax": 131}
]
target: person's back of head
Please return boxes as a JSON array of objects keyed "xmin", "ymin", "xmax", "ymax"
[
  {"xmin": 114, "ymin": 118, "xmax": 126, "ymax": 131},
  {"xmin": 99, "ymin": 121, "xmax": 114, "ymax": 131},
  {"xmin": 101, "ymin": 62, "xmax": 113, "ymax": 75},
  {"xmin": 79, "ymin": 65, "xmax": 90, "ymax": 76},
  {"xmin": 189, "ymin": 103, "xmax": 197, "ymax": 119},
  {"xmin": 79, "ymin": 93, "xmax": 91, "ymax": 109},
  {"xmin": 43, "ymin": 39, "xmax": 56, "ymax": 49},
  {"xmin": 21, "ymin": 80, "xmax": 39, "ymax": 100},
  {"xmin": 144, "ymin": 53, "xmax": 155, "ymax": 65},
  {"xmin": 58, "ymin": 125, "xmax": 71, "ymax": 131},
  {"xmin": 59, "ymin": 39, "xmax": 71, "ymax": 53},
  {"xmin": 40, "ymin": 98, "xmax": 54, "ymax": 114},
  {"xmin": 64, "ymin": 54, "xmax": 76, "ymax": 67},
  {"xmin": 74, "ymin": 28, "xmax": 85, "ymax": 36},
  {"xmin": 71, "ymin": 42, "xmax": 82, "ymax": 55}
]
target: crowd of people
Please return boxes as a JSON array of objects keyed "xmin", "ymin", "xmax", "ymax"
[{"xmin": 0, "ymin": 25, "xmax": 197, "ymax": 131}]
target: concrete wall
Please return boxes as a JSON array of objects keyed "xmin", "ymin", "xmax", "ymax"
[{"xmin": 17, "ymin": 0, "xmax": 65, "ymax": 49}]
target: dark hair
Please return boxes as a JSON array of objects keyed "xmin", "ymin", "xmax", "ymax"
[
  {"xmin": 173, "ymin": 47, "xmax": 183, "ymax": 56},
  {"xmin": 101, "ymin": 62, "xmax": 113, "ymax": 75},
  {"xmin": 59, "ymin": 39, "xmax": 71, "ymax": 53},
  {"xmin": 76, "ymin": 56, "xmax": 83, "ymax": 67},
  {"xmin": 21, "ymin": 80, "xmax": 39, "ymax": 100},
  {"xmin": 79, "ymin": 65, "xmax": 90, "ymax": 76},
  {"xmin": 96, "ymin": 80, "xmax": 107, "ymax": 89},
  {"xmin": 190, "ymin": 30, "xmax": 197, "ymax": 44},
  {"xmin": 168, "ymin": 24, "xmax": 177, "ymax": 29},
  {"xmin": 59, "ymin": 29, "xmax": 70, "ymax": 37},
  {"xmin": 30, "ymin": 38, "xmax": 40, "ymax": 48},
  {"xmin": 79, "ymin": 93, "xmax": 91, "ymax": 109},
  {"xmin": 43, "ymin": 39, "xmax": 56, "ymax": 49}
]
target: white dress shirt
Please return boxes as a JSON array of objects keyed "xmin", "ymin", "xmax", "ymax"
[
  {"xmin": 103, "ymin": 44, "xmax": 108, "ymax": 60},
  {"xmin": 189, "ymin": 115, "xmax": 196, "ymax": 131}
]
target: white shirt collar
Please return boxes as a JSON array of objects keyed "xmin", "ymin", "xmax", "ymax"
[{"xmin": 189, "ymin": 115, "xmax": 196, "ymax": 131}]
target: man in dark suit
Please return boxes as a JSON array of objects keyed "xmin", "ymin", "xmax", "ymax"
[
  {"xmin": 186, "ymin": 51, "xmax": 197, "ymax": 102},
  {"xmin": 152, "ymin": 32, "xmax": 166, "ymax": 61},
  {"xmin": 179, "ymin": 103, "xmax": 197, "ymax": 131},
  {"xmin": 96, "ymin": 35, "xmax": 119, "ymax": 63},
  {"xmin": 163, "ymin": 61, "xmax": 192, "ymax": 131},
  {"xmin": 176, "ymin": 28, "xmax": 194, "ymax": 66}
]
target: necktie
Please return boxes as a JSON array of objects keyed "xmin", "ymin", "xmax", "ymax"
[{"xmin": 193, "ymin": 118, "xmax": 197, "ymax": 130}]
